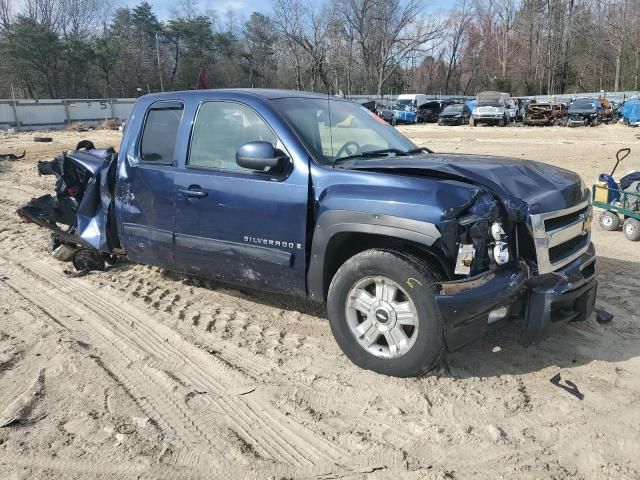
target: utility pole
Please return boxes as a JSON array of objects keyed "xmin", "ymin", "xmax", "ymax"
[
  {"xmin": 10, "ymin": 82, "xmax": 21, "ymax": 132},
  {"xmin": 156, "ymin": 32, "xmax": 164, "ymax": 92}
]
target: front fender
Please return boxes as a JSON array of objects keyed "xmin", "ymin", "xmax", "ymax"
[{"xmin": 307, "ymin": 210, "xmax": 441, "ymax": 300}]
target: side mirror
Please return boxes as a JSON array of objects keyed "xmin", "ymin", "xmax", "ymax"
[{"xmin": 236, "ymin": 141, "xmax": 288, "ymax": 173}]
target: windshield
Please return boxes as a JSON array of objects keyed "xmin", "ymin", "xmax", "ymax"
[
  {"xmin": 570, "ymin": 99, "xmax": 596, "ymax": 110},
  {"xmin": 443, "ymin": 105, "xmax": 463, "ymax": 113},
  {"xmin": 396, "ymin": 99, "xmax": 414, "ymax": 106},
  {"xmin": 272, "ymin": 97, "xmax": 417, "ymax": 165},
  {"xmin": 393, "ymin": 103, "xmax": 413, "ymax": 111}
]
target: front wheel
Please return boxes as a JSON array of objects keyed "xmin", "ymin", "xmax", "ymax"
[{"xmin": 327, "ymin": 249, "xmax": 444, "ymax": 377}]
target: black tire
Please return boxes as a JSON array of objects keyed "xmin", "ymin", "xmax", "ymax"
[
  {"xmin": 34, "ymin": 136, "xmax": 53, "ymax": 142},
  {"xmin": 623, "ymin": 218, "xmax": 640, "ymax": 241},
  {"xmin": 599, "ymin": 211, "xmax": 620, "ymax": 231},
  {"xmin": 73, "ymin": 248, "xmax": 106, "ymax": 271},
  {"xmin": 498, "ymin": 117, "xmax": 506, "ymax": 127},
  {"xmin": 327, "ymin": 249, "xmax": 445, "ymax": 377}
]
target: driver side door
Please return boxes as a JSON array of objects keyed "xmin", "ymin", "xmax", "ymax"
[{"xmin": 172, "ymin": 100, "xmax": 309, "ymax": 295}]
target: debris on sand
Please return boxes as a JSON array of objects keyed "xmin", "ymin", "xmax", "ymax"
[
  {"xmin": 485, "ymin": 424, "xmax": 505, "ymax": 443},
  {"xmin": 0, "ymin": 368, "xmax": 45, "ymax": 427},
  {"xmin": 550, "ymin": 373, "xmax": 584, "ymax": 400},
  {"xmin": 0, "ymin": 150, "xmax": 25, "ymax": 161},
  {"xmin": 595, "ymin": 308, "xmax": 614, "ymax": 324}
]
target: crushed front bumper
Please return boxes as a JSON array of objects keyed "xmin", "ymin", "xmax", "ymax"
[
  {"xmin": 439, "ymin": 117, "xmax": 464, "ymax": 125},
  {"xmin": 437, "ymin": 242, "xmax": 597, "ymax": 351}
]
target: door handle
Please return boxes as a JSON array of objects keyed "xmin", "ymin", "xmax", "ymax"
[{"xmin": 179, "ymin": 187, "xmax": 208, "ymax": 198}]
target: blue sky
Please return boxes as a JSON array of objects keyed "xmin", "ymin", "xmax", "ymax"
[{"xmin": 120, "ymin": 0, "xmax": 454, "ymax": 23}]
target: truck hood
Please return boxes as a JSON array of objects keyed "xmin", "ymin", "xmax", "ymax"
[{"xmin": 345, "ymin": 153, "xmax": 587, "ymax": 220}]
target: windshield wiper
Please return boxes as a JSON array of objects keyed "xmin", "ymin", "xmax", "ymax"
[
  {"xmin": 333, "ymin": 148, "xmax": 410, "ymax": 164},
  {"xmin": 406, "ymin": 147, "xmax": 432, "ymax": 155},
  {"xmin": 333, "ymin": 147, "xmax": 432, "ymax": 165}
]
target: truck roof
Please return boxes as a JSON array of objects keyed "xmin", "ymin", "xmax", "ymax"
[{"xmin": 139, "ymin": 88, "xmax": 341, "ymax": 102}]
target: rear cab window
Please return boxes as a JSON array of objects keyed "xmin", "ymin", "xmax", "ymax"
[{"xmin": 140, "ymin": 101, "xmax": 184, "ymax": 164}]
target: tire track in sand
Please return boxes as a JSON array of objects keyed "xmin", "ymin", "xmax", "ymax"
[{"xmin": 1, "ymin": 258, "xmax": 343, "ymax": 469}]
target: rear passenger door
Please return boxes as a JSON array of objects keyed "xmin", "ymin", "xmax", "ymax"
[
  {"xmin": 118, "ymin": 100, "xmax": 183, "ymax": 268},
  {"xmin": 172, "ymin": 100, "xmax": 309, "ymax": 295}
]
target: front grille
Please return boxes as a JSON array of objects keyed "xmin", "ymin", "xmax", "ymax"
[
  {"xmin": 529, "ymin": 200, "xmax": 592, "ymax": 274},
  {"xmin": 549, "ymin": 235, "xmax": 590, "ymax": 263},
  {"xmin": 544, "ymin": 205, "xmax": 589, "ymax": 231}
]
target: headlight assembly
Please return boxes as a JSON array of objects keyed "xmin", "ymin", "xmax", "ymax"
[
  {"xmin": 490, "ymin": 222, "xmax": 509, "ymax": 265},
  {"xmin": 493, "ymin": 242, "xmax": 510, "ymax": 265},
  {"xmin": 491, "ymin": 222, "xmax": 505, "ymax": 241}
]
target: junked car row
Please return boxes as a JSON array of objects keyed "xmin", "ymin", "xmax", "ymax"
[{"xmin": 356, "ymin": 91, "xmax": 638, "ymax": 128}]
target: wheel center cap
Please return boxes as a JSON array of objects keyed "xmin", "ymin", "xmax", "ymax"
[{"xmin": 375, "ymin": 308, "xmax": 390, "ymax": 324}]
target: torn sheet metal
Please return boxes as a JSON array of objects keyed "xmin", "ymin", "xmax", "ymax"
[{"xmin": 19, "ymin": 149, "xmax": 120, "ymax": 253}]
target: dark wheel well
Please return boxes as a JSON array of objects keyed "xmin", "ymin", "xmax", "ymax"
[{"xmin": 321, "ymin": 232, "xmax": 450, "ymax": 300}]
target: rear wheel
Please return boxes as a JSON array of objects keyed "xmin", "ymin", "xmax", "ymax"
[
  {"xmin": 623, "ymin": 218, "xmax": 640, "ymax": 241},
  {"xmin": 327, "ymin": 249, "xmax": 444, "ymax": 377},
  {"xmin": 599, "ymin": 211, "xmax": 620, "ymax": 231}
]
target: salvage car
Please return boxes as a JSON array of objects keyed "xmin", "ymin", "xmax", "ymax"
[
  {"xmin": 567, "ymin": 98, "xmax": 602, "ymax": 127},
  {"xmin": 437, "ymin": 103, "xmax": 471, "ymax": 126},
  {"xmin": 418, "ymin": 100, "xmax": 455, "ymax": 123},
  {"xmin": 470, "ymin": 91, "xmax": 510, "ymax": 126},
  {"xmin": 375, "ymin": 101, "xmax": 395, "ymax": 122},
  {"xmin": 523, "ymin": 102, "xmax": 566, "ymax": 126},
  {"xmin": 19, "ymin": 89, "xmax": 597, "ymax": 377},
  {"xmin": 391, "ymin": 102, "xmax": 418, "ymax": 124}
]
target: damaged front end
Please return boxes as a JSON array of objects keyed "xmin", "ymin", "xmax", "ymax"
[
  {"xmin": 17, "ymin": 148, "xmax": 121, "ymax": 270},
  {"xmin": 433, "ymin": 188, "xmax": 597, "ymax": 351}
]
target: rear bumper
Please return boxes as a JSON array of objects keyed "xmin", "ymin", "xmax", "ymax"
[{"xmin": 438, "ymin": 242, "xmax": 597, "ymax": 351}]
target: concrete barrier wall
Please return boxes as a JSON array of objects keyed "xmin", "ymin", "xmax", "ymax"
[{"xmin": 0, "ymin": 98, "xmax": 136, "ymax": 131}]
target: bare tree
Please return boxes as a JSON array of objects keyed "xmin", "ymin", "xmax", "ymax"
[
  {"xmin": 341, "ymin": 0, "xmax": 444, "ymax": 95},
  {"xmin": 272, "ymin": 0, "xmax": 333, "ymax": 91}
]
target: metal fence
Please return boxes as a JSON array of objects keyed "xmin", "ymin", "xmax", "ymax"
[
  {"xmin": 0, "ymin": 98, "xmax": 136, "ymax": 131},
  {"xmin": 2, "ymin": 90, "xmax": 639, "ymax": 131}
]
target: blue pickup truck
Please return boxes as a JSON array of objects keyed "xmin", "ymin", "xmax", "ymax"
[{"xmin": 19, "ymin": 89, "xmax": 597, "ymax": 377}]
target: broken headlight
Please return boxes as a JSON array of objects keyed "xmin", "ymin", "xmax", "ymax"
[
  {"xmin": 490, "ymin": 222, "xmax": 510, "ymax": 265},
  {"xmin": 491, "ymin": 222, "xmax": 505, "ymax": 241},
  {"xmin": 492, "ymin": 242, "xmax": 510, "ymax": 265}
]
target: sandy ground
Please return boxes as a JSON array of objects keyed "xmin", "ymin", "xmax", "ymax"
[{"xmin": 0, "ymin": 123, "xmax": 639, "ymax": 479}]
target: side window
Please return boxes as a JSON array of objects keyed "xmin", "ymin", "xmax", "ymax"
[
  {"xmin": 189, "ymin": 102, "xmax": 277, "ymax": 170},
  {"xmin": 140, "ymin": 101, "xmax": 183, "ymax": 163}
]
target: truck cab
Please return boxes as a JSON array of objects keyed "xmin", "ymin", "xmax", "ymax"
[{"xmin": 20, "ymin": 89, "xmax": 597, "ymax": 377}]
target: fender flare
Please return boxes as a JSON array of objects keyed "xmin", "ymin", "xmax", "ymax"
[{"xmin": 307, "ymin": 210, "xmax": 441, "ymax": 300}]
